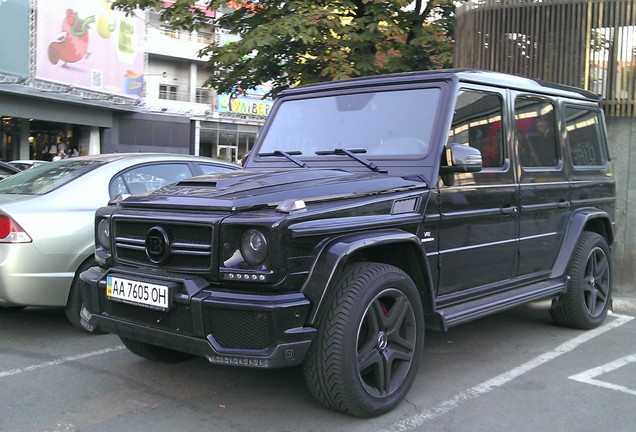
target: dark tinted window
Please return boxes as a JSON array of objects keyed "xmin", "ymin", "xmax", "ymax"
[
  {"xmin": 515, "ymin": 98, "xmax": 559, "ymax": 168},
  {"xmin": 448, "ymin": 90, "xmax": 504, "ymax": 168},
  {"xmin": 565, "ymin": 107, "xmax": 606, "ymax": 167}
]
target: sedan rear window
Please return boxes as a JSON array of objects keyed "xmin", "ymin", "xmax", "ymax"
[{"xmin": 0, "ymin": 159, "xmax": 105, "ymax": 195}]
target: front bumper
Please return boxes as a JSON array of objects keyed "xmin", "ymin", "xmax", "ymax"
[{"xmin": 80, "ymin": 266, "xmax": 316, "ymax": 368}]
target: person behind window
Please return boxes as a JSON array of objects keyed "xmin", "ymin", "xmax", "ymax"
[{"xmin": 523, "ymin": 116, "xmax": 557, "ymax": 166}]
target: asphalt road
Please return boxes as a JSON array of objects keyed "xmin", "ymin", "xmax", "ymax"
[{"xmin": 1, "ymin": 298, "xmax": 635, "ymax": 432}]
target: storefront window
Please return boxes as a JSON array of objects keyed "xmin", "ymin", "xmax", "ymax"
[
  {"xmin": 0, "ymin": 117, "xmax": 87, "ymax": 162},
  {"xmin": 199, "ymin": 128, "xmax": 218, "ymax": 158},
  {"xmin": 199, "ymin": 121, "xmax": 260, "ymax": 163},
  {"xmin": 0, "ymin": 117, "xmax": 16, "ymax": 161},
  {"xmin": 239, "ymin": 132, "xmax": 257, "ymax": 161},
  {"xmin": 218, "ymin": 128, "xmax": 237, "ymax": 161}
]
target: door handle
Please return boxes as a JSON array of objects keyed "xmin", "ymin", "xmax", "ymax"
[
  {"xmin": 557, "ymin": 200, "xmax": 571, "ymax": 209},
  {"xmin": 500, "ymin": 205, "xmax": 518, "ymax": 215}
]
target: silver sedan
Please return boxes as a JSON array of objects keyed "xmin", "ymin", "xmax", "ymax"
[{"xmin": 0, "ymin": 153, "xmax": 239, "ymax": 331}]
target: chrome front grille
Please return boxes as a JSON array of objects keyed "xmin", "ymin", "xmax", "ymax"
[{"xmin": 113, "ymin": 219, "xmax": 214, "ymax": 272}]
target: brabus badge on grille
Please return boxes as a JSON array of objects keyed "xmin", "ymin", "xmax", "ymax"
[{"xmin": 145, "ymin": 226, "xmax": 171, "ymax": 264}]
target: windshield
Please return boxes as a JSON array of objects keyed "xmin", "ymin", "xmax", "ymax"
[
  {"xmin": 0, "ymin": 159, "xmax": 105, "ymax": 195},
  {"xmin": 258, "ymin": 87, "xmax": 441, "ymax": 159}
]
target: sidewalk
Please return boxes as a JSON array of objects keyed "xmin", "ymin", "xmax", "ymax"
[{"xmin": 613, "ymin": 295, "xmax": 636, "ymax": 315}]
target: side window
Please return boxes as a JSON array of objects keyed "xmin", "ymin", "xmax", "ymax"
[
  {"xmin": 109, "ymin": 163, "xmax": 193, "ymax": 198},
  {"xmin": 565, "ymin": 107, "xmax": 606, "ymax": 167},
  {"xmin": 447, "ymin": 89, "xmax": 504, "ymax": 168},
  {"xmin": 515, "ymin": 98, "xmax": 559, "ymax": 168}
]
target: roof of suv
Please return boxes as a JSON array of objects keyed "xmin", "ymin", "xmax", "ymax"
[{"xmin": 279, "ymin": 69, "xmax": 601, "ymax": 101}]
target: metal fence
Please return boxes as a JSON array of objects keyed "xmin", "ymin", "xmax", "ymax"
[{"xmin": 455, "ymin": 0, "xmax": 636, "ymax": 118}]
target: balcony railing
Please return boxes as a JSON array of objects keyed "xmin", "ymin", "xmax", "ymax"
[{"xmin": 156, "ymin": 88, "xmax": 214, "ymax": 105}]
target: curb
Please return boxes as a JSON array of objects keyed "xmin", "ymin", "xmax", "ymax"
[{"xmin": 613, "ymin": 296, "xmax": 636, "ymax": 315}]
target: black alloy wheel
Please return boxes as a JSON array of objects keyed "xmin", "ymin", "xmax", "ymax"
[
  {"xmin": 357, "ymin": 287, "xmax": 418, "ymax": 398},
  {"xmin": 303, "ymin": 262, "xmax": 425, "ymax": 417},
  {"xmin": 551, "ymin": 232, "xmax": 612, "ymax": 329}
]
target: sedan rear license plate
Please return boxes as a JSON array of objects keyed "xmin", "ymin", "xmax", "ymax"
[{"xmin": 107, "ymin": 275, "xmax": 170, "ymax": 310}]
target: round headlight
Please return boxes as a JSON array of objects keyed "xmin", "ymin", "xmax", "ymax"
[
  {"xmin": 240, "ymin": 229, "xmax": 268, "ymax": 266},
  {"xmin": 97, "ymin": 218, "xmax": 110, "ymax": 249}
]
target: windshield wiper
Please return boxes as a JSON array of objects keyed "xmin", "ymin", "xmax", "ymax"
[
  {"xmin": 315, "ymin": 148, "xmax": 386, "ymax": 173},
  {"xmin": 258, "ymin": 150, "xmax": 307, "ymax": 168}
]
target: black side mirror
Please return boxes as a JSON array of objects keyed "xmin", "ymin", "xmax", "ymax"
[{"xmin": 440, "ymin": 144, "xmax": 483, "ymax": 186}]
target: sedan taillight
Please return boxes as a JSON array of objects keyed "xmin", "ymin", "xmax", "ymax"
[{"xmin": 0, "ymin": 215, "xmax": 32, "ymax": 243}]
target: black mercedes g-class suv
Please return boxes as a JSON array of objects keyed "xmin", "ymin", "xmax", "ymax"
[{"xmin": 80, "ymin": 70, "xmax": 616, "ymax": 417}]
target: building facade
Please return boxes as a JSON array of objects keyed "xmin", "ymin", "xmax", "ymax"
[
  {"xmin": 141, "ymin": 4, "xmax": 266, "ymax": 161},
  {"xmin": 455, "ymin": 0, "xmax": 636, "ymax": 291},
  {"xmin": 0, "ymin": 0, "xmax": 267, "ymax": 164}
]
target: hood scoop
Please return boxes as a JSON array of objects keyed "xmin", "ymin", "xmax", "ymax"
[{"xmin": 176, "ymin": 180, "xmax": 219, "ymax": 188}]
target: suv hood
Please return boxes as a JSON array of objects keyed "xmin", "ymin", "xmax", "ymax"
[{"xmin": 121, "ymin": 169, "xmax": 428, "ymax": 211}]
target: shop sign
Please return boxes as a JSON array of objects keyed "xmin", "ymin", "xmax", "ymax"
[{"xmin": 218, "ymin": 87, "xmax": 273, "ymax": 117}]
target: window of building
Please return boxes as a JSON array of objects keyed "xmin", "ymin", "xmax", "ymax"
[
  {"xmin": 197, "ymin": 31, "xmax": 215, "ymax": 44},
  {"xmin": 565, "ymin": 106, "xmax": 606, "ymax": 167},
  {"xmin": 159, "ymin": 85, "xmax": 178, "ymax": 101},
  {"xmin": 160, "ymin": 26, "xmax": 180, "ymax": 39},
  {"xmin": 196, "ymin": 88, "xmax": 211, "ymax": 104},
  {"xmin": 447, "ymin": 89, "xmax": 505, "ymax": 168},
  {"xmin": 515, "ymin": 98, "xmax": 559, "ymax": 168}
]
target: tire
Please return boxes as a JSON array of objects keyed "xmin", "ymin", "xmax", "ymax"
[
  {"xmin": 65, "ymin": 259, "xmax": 104, "ymax": 334},
  {"xmin": 120, "ymin": 336, "xmax": 195, "ymax": 363},
  {"xmin": 550, "ymin": 232, "xmax": 612, "ymax": 329},
  {"xmin": 303, "ymin": 262, "xmax": 425, "ymax": 417}
]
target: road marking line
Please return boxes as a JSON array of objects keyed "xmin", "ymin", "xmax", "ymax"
[
  {"xmin": 0, "ymin": 346, "xmax": 125, "ymax": 379},
  {"xmin": 569, "ymin": 353, "xmax": 636, "ymax": 396},
  {"xmin": 383, "ymin": 313, "xmax": 635, "ymax": 432}
]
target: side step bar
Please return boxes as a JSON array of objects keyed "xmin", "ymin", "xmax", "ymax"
[{"xmin": 434, "ymin": 279, "xmax": 568, "ymax": 331}]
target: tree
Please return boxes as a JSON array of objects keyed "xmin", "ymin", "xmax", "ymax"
[{"xmin": 113, "ymin": 0, "xmax": 455, "ymax": 96}]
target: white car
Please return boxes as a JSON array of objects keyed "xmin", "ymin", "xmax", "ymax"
[{"xmin": 0, "ymin": 153, "xmax": 239, "ymax": 331}]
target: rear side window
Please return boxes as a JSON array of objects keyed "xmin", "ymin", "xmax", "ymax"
[
  {"xmin": 447, "ymin": 89, "xmax": 505, "ymax": 168},
  {"xmin": 565, "ymin": 107, "xmax": 606, "ymax": 167},
  {"xmin": 515, "ymin": 98, "xmax": 559, "ymax": 168}
]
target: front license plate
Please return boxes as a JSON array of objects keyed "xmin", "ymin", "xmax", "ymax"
[{"xmin": 106, "ymin": 275, "xmax": 170, "ymax": 310}]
